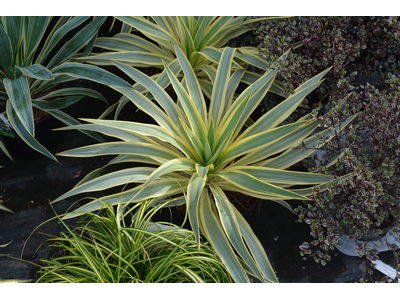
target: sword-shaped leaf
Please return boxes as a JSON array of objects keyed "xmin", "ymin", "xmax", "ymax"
[
  {"xmin": 23, "ymin": 16, "xmax": 51, "ymax": 65},
  {"xmin": 16, "ymin": 64, "xmax": 53, "ymax": 80},
  {"xmin": 61, "ymin": 177, "xmax": 189, "ymax": 219},
  {"xmin": 187, "ymin": 172, "xmax": 207, "ymax": 248},
  {"xmin": 0, "ymin": 23, "xmax": 15, "ymax": 77},
  {"xmin": 55, "ymin": 167, "xmax": 155, "ymax": 202},
  {"xmin": 3, "ymin": 74, "xmax": 34, "ymax": 135},
  {"xmin": 47, "ymin": 110, "xmax": 105, "ymax": 143},
  {"xmin": 198, "ymin": 190, "xmax": 249, "ymax": 283},
  {"xmin": 6, "ymin": 101, "xmax": 56, "ymax": 161},
  {"xmin": 217, "ymin": 169, "xmax": 309, "ymax": 200},
  {"xmin": 261, "ymin": 114, "xmax": 358, "ymax": 169},
  {"xmin": 57, "ymin": 141, "xmax": 181, "ymax": 161},
  {"xmin": 226, "ymin": 166, "xmax": 333, "ymax": 185},
  {"xmin": 210, "ymin": 183, "xmax": 265, "ymax": 281},
  {"xmin": 47, "ymin": 16, "xmax": 107, "ymax": 70},
  {"xmin": 210, "ymin": 47, "xmax": 236, "ymax": 128}
]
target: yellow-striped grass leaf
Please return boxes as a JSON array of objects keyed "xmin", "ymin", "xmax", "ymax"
[
  {"xmin": 217, "ymin": 181, "xmax": 296, "ymax": 201},
  {"xmin": 187, "ymin": 173, "xmax": 207, "ymax": 248},
  {"xmin": 57, "ymin": 141, "xmax": 181, "ymax": 161},
  {"xmin": 286, "ymin": 173, "xmax": 354, "ymax": 197},
  {"xmin": 214, "ymin": 93, "xmax": 251, "ymax": 152},
  {"xmin": 175, "ymin": 43, "xmax": 207, "ymax": 125},
  {"xmin": 260, "ymin": 114, "xmax": 358, "ymax": 169},
  {"xmin": 62, "ymin": 177, "xmax": 189, "ymax": 219},
  {"xmin": 225, "ymin": 67, "xmax": 247, "ymax": 105},
  {"xmin": 79, "ymin": 51, "xmax": 173, "ymax": 68},
  {"xmin": 226, "ymin": 166, "xmax": 333, "ymax": 185},
  {"xmin": 94, "ymin": 34, "xmax": 172, "ymax": 57},
  {"xmin": 198, "ymin": 189, "xmax": 249, "ymax": 283},
  {"xmin": 34, "ymin": 86, "xmax": 107, "ymax": 105},
  {"xmin": 233, "ymin": 120, "xmax": 320, "ymax": 166},
  {"xmin": 198, "ymin": 79, "xmax": 213, "ymax": 99},
  {"xmin": 54, "ymin": 167, "xmax": 155, "ymax": 202},
  {"xmin": 218, "ymin": 121, "xmax": 307, "ymax": 166},
  {"xmin": 241, "ymin": 70, "xmax": 288, "ymax": 98},
  {"xmin": 294, "ymin": 67, "xmax": 332, "ymax": 93},
  {"xmin": 219, "ymin": 68, "xmax": 277, "ymax": 139},
  {"xmin": 80, "ymin": 118, "xmax": 195, "ymax": 160},
  {"xmin": 51, "ymin": 62, "xmax": 132, "ymax": 89},
  {"xmin": 196, "ymin": 65, "xmax": 217, "ymax": 84},
  {"xmin": 195, "ymin": 47, "xmax": 242, "ymax": 69},
  {"xmin": 54, "ymin": 123, "xmax": 153, "ymax": 143},
  {"xmin": 152, "ymin": 17, "xmax": 180, "ymax": 42},
  {"xmin": 208, "ymin": 26, "xmax": 249, "ymax": 49},
  {"xmin": 217, "ymin": 169, "xmax": 309, "ymax": 200},
  {"xmin": 74, "ymin": 166, "xmax": 106, "ymax": 187},
  {"xmin": 233, "ymin": 207, "xmax": 278, "ymax": 282},
  {"xmin": 139, "ymin": 158, "xmax": 195, "ymax": 192},
  {"xmin": 0, "ymin": 203, "xmax": 13, "ymax": 213},
  {"xmin": 193, "ymin": 17, "xmax": 215, "ymax": 49},
  {"xmin": 234, "ymin": 48, "xmax": 270, "ymax": 70},
  {"xmin": 237, "ymin": 81, "xmax": 322, "ymax": 141},
  {"xmin": 115, "ymin": 17, "xmax": 175, "ymax": 52},
  {"xmin": 108, "ymin": 153, "xmax": 167, "ymax": 166},
  {"xmin": 163, "ymin": 60, "xmax": 207, "ymax": 143},
  {"xmin": 210, "ymin": 47, "xmax": 236, "ymax": 127},
  {"xmin": 112, "ymin": 86, "xmax": 180, "ymax": 135},
  {"xmin": 210, "ymin": 183, "xmax": 265, "ymax": 281},
  {"xmin": 112, "ymin": 61, "xmax": 185, "ymax": 129},
  {"xmin": 198, "ymin": 17, "xmax": 233, "ymax": 50},
  {"xmin": 174, "ymin": 17, "xmax": 196, "ymax": 60},
  {"xmin": 179, "ymin": 119, "xmax": 205, "ymax": 163},
  {"xmin": 207, "ymin": 129, "xmax": 234, "ymax": 166}
]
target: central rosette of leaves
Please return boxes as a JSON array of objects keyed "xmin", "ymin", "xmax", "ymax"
[{"xmin": 53, "ymin": 43, "xmax": 356, "ymax": 283}]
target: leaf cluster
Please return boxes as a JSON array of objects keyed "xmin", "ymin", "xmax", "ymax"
[
  {"xmin": 36, "ymin": 199, "xmax": 234, "ymax": 283},
  {"xmin": 0, "ymin": 16, "xmax": 108, "ymax": 160}
]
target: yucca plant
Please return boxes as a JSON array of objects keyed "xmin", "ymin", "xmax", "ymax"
[
  {"xmin": 36, "ymin": 199, "xmax": 235, "ymax": 283},
  {"xmin": 52, "ymin": 44, "xmax": 356, "ymax": 282},
  {"xmin": 77, "ymin": 16, "xmax": 290, "ymax": 118},
  {"xmin": 0, "ymin": 16, "xmax": 108, "ymax": 160}
]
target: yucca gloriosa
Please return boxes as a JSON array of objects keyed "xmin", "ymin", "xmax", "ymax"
[
  {"xmin": 52, "ymin": 43, "xmax": 356, "ymax": 282},
  {"xmin": 77, "ymin": 16, "xmax": 291, "ymax": 119},
  {"xmin": 0, "ymin": 16, "xmax": 108, "ymax": 160}
]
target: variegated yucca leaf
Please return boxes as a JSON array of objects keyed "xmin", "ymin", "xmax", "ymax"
[
  {"xmin": 55, "ymin": 44, "xmax": 355, "ymax": 283},
  {"xmin": 78, "ymin": 16, "xmax": 289, "ymax": 119},
  {"xmin": 0, "ymin": 16, "xmax": 107, "ymax": 160}
]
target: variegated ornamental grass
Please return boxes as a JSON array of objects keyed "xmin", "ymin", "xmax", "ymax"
[
  {"xmin": 36, "ymin": 199, "xmax": 235, "ymax": 283},
  {"xmin": 53, "ymin": 44, "xmax": 356, "ymax": 283},
  {"xmin": 77, "ymin": 16, "xmax": 293, "ymax": 119}
]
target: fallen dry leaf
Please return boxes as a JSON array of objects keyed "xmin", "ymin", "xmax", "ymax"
[{"xmin": 74, "ymin": 170, "xmax": 82, "ymax": 178}]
